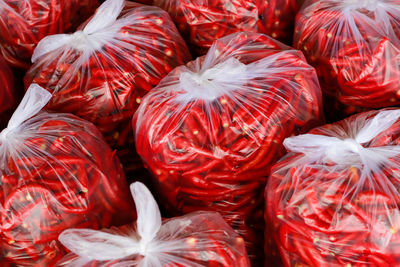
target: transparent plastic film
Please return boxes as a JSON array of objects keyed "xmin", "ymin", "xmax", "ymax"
[
  {"xmin": 25, "ymin": 0, "xmax": 191, "ymax": 135},
  {"xmin": 266, "ymin": 109, "xmax": 400, "ymax": 266},
  {"xmin": 154, "ymin": 0, "xmax": 299, "ymax": 55},
  {"xmin": 134, "ymin": 32, "xmax": 323, "ymax": 263},
  {"xmin": 294, "ymin": 0, "xmax": 400, "ymax": 119},
  {"xmin": 57, "ymin": 182, "xmax": 250, "ymax": 267},
  {"xmin": 0, "ymin": 84, "xmax": 133, "ymax": 266},
  {"xmin": 24, "ymin": 0, "xmax": 191, "ymax": 177},
  {"xmin": 0, "ymin": 0, "xmax": 97, "ymax": 69}
]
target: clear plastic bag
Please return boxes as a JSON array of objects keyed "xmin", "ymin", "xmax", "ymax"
[
  {"xmin": 154, "ymin": 0, "xmax": 299, "ymax": 55},
  {"xmin": 0, "ymin": 84, "xmax": 134, "ymax": 266},
  {"xmin": 57, "ymin": 181, "xmax": 250, "ymax": 267},
  {"xmin": 24, "ymin": 0, "xmax": 191, "ymax": 177},
  {"xmin": 0, "ymin": 55, "xmax": 16, "ymax": 128},
  {"xmin": 294, "ymin": 0, "xmax": 400, "ymax": 120},
  {"xmin": 0, "ymin": 0, "xmax": 96, "ymax": 69},
  {"xmin": 134, "ymin": 31, "xmax": 323, "ymax": 263},
  {"xmin": 266, "ymin": 109, "xmax": 400, "ymax": 266}
]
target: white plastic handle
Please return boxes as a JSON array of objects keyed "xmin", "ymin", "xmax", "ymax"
[
  {"xmin": 284, "ymin": 109, "xmax": 400, "ymax": 168},
  {"xmin": 177, "ymin": 57, "xmax": 248, "ymax": 102},
  {"xmin": 32, "ymin": 0, "xmax": 125, "ymax": 63},
  {"xmin": 0, "ymin": 84, "xmax": 51, "ymax": 141},
  {"xmin": 58, "ymin": 182, "xmax": 162, "ymax": 261}
]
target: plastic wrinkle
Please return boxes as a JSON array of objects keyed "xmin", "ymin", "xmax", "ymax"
[
  {"xmin": 57, "ymin": 182, "xmax": 250, "ymax": 267},
  {"xmin": 0, "ymin": 0, "xmax": 98, "ymax": 69},
  {"xmin": 294, "ymin": 0, "xmax": 400, "ymax": 120},
  {"xmin": 154, "ymin": 0, "xmax": 299, "ymax": 55},
  {"xmin": 0, "ymin": 84, "xmax": 134, "ymax": 266},
  {"xmin": 24, "ymin": 0, "xmax": 191, "ymax": 178},
  {"xmin": 134, "ymin": 32, "xmax": 323, "ymax": 264},
  {"xmin": 266, "ymin": 109, "xmax": 400, "ymax": 267}
]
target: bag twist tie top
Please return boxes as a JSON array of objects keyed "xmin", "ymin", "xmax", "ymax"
[
  {"xmin": 0, "ymin": 84, "xmax": 51, "ymax": 143},
  {"xmin": 32, "ymin": 0, "xmax": 125, "ymax": 62},
  {"xmin": 343, "ymin": 0, "xmax": 382, "ymax": 11},
  {"xmin": 284, "ymin": 109, "xmax": 400, "ymax": 173},
  {"xmin": 58, "ymin": 182, "xmax": 164, "ymax": 262},
  {"xmin": 177, "ymin": 57, "xmax": 248, "ymax": 102},
  {"xmin": 58, "ymin": 180, "xmax": 249, "ymax": 266}
]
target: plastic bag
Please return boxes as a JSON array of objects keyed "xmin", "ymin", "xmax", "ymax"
[
  {"xmin": 0, "ymin": 55, "xmax": 16, "ymax": 128},
  {"xmin": 154, "ymin": 0, "xmax": 299, "ymax": 55},
  {"xmin": 0, "ymin": 84, "xmax": 134, "ymax": 266},
  {"xmin": 0, "ymin": 0, "xmax": 97, "ymax": 69},
  {"xmin": 134, "ymin": 32, "xmax": 323, "ymax": 263},
  {"xmin": 294, "ymin": 0, "xmax": 400, "ymax": 120},
  {"xmin": 57, "ymin": 181, "xmax": 250, "ymax": 267},
  {"xmin": 24, "ymin": 0, "xmax": 191, "ymax": 177},
  {"xmin": 266, "ymin": 109, "xmax": 400, "ymax": 266}
]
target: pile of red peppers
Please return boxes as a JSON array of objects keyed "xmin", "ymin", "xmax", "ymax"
[
  {"xmin": 294, "ymin": 0, "xmax": 400, "ymax": 120},
  {"xmin": 2, "ymin": 0, "xmax": 400, "ymax": 265},
  {"xmin": 57, "ymin": 182, "xmax": 251, "ymax": 267},
  {"xmin": 58, "ymin": 213, "xmax": 250, "ymax": 267},
  {"xmin": 266, "ymin": 109, "xmax": 400, "ymax": 266},
  {"xmin": 0, "ymin": 0, "xmax": 98, "ymax": 69},
  {"xmin": 134, "ymin": 32, "xmax": 323, "ymax": 263},
  {"xmin": 154, "ymin": 0, "xmax": 299, "ymax": 55},
  {"xmin": 24, "ymin": 3, "xmax": 191, "ymax": 176},
  {"xmin": 0, "ymin": 87, "xmax": 134, "ymax": 265}
]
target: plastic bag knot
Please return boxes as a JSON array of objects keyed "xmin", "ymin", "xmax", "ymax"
[
  {"xmin": 343, "ymin": 138, "xmax": 364, "ymax": 154},
  {"xmin": 176, "ymin": 57, "xmax": 248, "ymax": 102},
  {"xmin": 344, "ymin": 0, "xmax": 382, "ymax": 11},
  {"xmin": 0, "ymin": 128, "xmax": 12, "ymax": 143}
]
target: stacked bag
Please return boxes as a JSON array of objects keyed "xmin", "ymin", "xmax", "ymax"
[
  {"xmin": 134, "ymin": 31, "xmax": 323, "ymax": 262},
  {"xmin": 0, "ymin": 84, "xmax": 134, "ymax": 265},
  {"xmin": 1, "ymin": 0, "xmax": 400, "ymax": 266},
  {"xmin": 0, "ymin": 0, "xmax": 99, "ymax": 69},
  {"xmin": 266, "ymin": 109, "xmax": 400, "ymax": 266},
  {"xmin": 153, "ymin": 0, "xmax": 300, "ymax": 54},
  {"xmin": 24, "ymin": 0, "xmax": 191, "ymax": 179},
  {"xmin": 57, "ymin": 181, "xmax": 250, "ymax": 266},
  {"xmin": 294, "ymin": 0, "xmax": 400, "ymax": 120}
]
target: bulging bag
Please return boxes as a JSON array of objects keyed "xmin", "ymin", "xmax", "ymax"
[
  {"xmin": 0, "ymin": 55, "xmax": 16, "ymax": 128},
  {"xmin": 57, "ymin": 182, "xmax": 250, "ymax": 267},
  {"xmin": 154, "ymin": 0, "xmax": 299, "ymax": 55},
  {"xmin": 0, "ymin": 0, "xmax": 97, "ymax": 69},
  {"xmin": 266, "ymin": 109, "xmax": 400, "ymax": 266},
  {"xmin": 24, "ymin": 0, "xmax": 191, "ymax": 175},
  {"xmin": 134, "ymin": 32, "xmax": 323, "ymax": 262},
  {"xmin": 0, "ymin": 84, "xmax": 134, "ymax": 266},
  {"xmin": 294, "ymin": 0, "xmax": 400, "ymax": 120}
]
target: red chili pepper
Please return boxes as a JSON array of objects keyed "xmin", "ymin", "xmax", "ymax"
[
  {"xmin": 154, "ymin": 0, "xmax": 299, "ymax": 56},
  {"xmin": 294, "ymin": 0, "xmax": 400, "ymax": 121},
  {"xmin": 0, "ymin": 111, "xmax": 134, "ymax": 266},
  {"xmin": 0, "ymin": 0, "xmax": 98, "ymax": 69},
  {"xmin": 134, "ymin": 32, "xmax": 323, "ymax": 265},
  {"xmin": 266, "ymin": 109, "xmax": 400, "ymax": 266},
  {"xmin": 56, "ymin": 211, "xmax": 249, "ymax": 267},
  {"xmin": 24, "ymin": 3, "xmax": 191, "ymax": 180}
]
